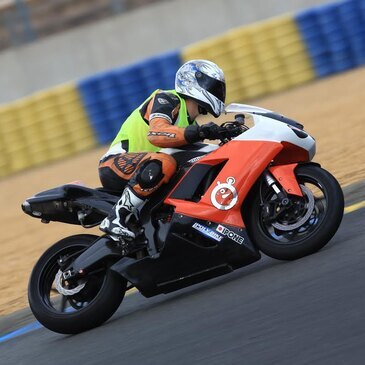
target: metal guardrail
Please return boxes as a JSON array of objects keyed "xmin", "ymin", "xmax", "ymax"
[{"xmin": 0, "ymin": 0, "xmax": 161, "ymax": 51}]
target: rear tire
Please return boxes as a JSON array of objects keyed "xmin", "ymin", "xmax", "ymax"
[
  {"xmin": 247, "ymin": 165, "xmax": 344, "ymax": 260},
  {"xmin": 28, "ymin": 234, "xmax": 127, "ymax": 334}
]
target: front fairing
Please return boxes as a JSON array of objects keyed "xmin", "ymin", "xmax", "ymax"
[{"xmin": 225, "ymin": 103, "xmax": 316, "ymax": 160}]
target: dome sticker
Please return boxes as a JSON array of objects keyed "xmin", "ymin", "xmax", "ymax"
[{"xmin": 211, "ymin": 177, "xmax": 238, "ymax": 210}]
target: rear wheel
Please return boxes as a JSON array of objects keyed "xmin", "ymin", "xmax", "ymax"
[
  {"xmin": 28, "ymin": 234, "xmax": 127, "ymax": 334},
  {"xmin": 247, "ymin": 165, "xmax": 344, "ymax": 260}
]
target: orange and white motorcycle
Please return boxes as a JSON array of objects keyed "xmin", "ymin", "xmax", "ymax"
[{"xmin": 23, "ymin": 104, "xmax": 344, "ymax": 334}]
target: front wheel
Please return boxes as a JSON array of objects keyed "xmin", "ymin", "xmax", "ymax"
[
  {"xmin": 247, "ymin": 165, "xmax": 344, "ymax": 260},
  {"xmin": 28, "ymin": 234, "xmax": 127, "ymax": 334}
]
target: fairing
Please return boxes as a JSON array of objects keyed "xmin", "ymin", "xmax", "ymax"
[
  {"xmin": 226, "ymin": 103, "xmax": 316, "ymax": 160},
  {"xmin": 269, "ymin": 164, "xmax": 302, "ymax": 196},
  {"xmin": 110, "ymin": 213, "xmax": 260, "ymax": 297},
  {"xmin": 165, "ymin": 140, "xmax": 283, "ymax": 227}
]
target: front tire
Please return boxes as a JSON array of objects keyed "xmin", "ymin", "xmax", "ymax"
[
  {"xmin": 247, "ymin": 165, "xmax": 344, "ymax": 260},
  {"xmin": 28, "ymin": 234, "xmax": 127, "ymax": 334}
]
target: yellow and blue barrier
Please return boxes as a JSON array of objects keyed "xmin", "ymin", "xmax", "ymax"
[
  {"xmin": 0, "ymin": 0, "xmax": 364, "ymax": 178},
  {"xmin": 182, "ymin": 15, "xmax": 316, "ymax": 103},
  {"xmin": 77, "ymin": 51, "xmax": 181, "ymax": 144},
  {"xmin": 0, "ymin": 83, "xmax": 96, "ymax": 175}
]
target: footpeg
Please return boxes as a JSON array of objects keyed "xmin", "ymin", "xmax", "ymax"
[{"xmin": 108, "ymin": 234, "xmax": 147, "ymax": 256}]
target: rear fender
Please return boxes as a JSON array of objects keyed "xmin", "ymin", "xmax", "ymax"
[{"xmin": 22, "ymin": 184, "xmax": 118, "ymax": 225}]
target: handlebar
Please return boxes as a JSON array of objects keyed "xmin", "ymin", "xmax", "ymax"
[{"xmin": 218, "ymin": 114, "xmax": 249, "ymax": 144}]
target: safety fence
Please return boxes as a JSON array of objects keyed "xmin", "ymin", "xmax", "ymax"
[{"xmin": 0, "ymin": 0, "xmax": 364, "ymax": 178}]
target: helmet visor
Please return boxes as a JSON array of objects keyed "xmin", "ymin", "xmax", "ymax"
[{"xmin": 195, "ymin": 72, "xmax": 226, "ymax": 103}]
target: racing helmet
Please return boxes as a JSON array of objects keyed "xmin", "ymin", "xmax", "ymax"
[{"xmin": 175, "ymin": 59, "xmax": 226, "ymax": 118}]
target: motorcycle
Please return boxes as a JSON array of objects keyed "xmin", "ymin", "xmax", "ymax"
[{"xmin": 23, "ymin": 103, "xmax": 344, "ymax": 334}]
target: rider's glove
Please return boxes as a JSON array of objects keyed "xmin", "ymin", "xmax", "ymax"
[
  {"xmin": 184, "ymin": 122, "xmax": 236, "ymax": 143},
  {"xmin": 198, "ymin": 122, "xmax": 227, "ymax": 140},
  {"xmin": 224, "ymin": 123, "xmax": 242, "ymax": 138}
]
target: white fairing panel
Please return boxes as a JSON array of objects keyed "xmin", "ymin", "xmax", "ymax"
[
  {"xmin": 225, "ymin": 103, "xmax": 274, "ymax": 114},
  {"xmin": 160, "ymin": 143, "xmax": 219, "ymax": 155},
  {"xmin": 226, "ymin": 103, "xmax": 316, "ymax": 160}
]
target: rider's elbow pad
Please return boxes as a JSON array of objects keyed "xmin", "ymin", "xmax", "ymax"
[{"xmin": 184, "ymin": 125, "xmax": 202, "ymax": 143}]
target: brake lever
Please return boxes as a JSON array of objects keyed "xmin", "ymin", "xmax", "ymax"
[
  {"xmin": 218, "ymin": 138, "xmax": 230, "ymax": 146},
  {"xmin": 217, "ymin": 128, "xmax": 232, "ymax": 146}
]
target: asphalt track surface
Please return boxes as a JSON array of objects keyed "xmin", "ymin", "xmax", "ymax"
[{"xmin": 1, "ymin": 206, "xmax": 364, "ymax": 365}]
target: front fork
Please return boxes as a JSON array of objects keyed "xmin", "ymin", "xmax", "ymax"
[
  {"xmin": 261, "ymin": 165, "xmax": 302, "ymax": 221},
  {"xmin": 268, "ymin": 164, "xmax": 303, "ymax": 197},
  {"xmin": 263, "ymin": 172, "xmax": 290, "ymax": 206}
]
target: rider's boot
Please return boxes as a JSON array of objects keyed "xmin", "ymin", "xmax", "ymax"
[{"xmin": 100, "ymin": 186, "xmax": 145, "ymax": 241}]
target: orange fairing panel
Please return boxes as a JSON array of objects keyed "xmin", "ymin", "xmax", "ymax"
[
  {"xmin": 165, "ymin": 140, "xmax": 283, "ymax": 228},
  {"xmin": 269, "ymin": 164, "xmax": 302, "ymax": 197},
  {"xmin": 273, "ymin": 142, "xmax": 310, "ymax": 165}
]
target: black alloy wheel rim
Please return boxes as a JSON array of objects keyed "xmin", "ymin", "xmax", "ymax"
[
  {"xmin": 259, "ymin": 176, "xmax": 328, "ymax": 245},
  {"xmin": 37, "ymin": 245, "xmax": 106, "ymax": 314}
]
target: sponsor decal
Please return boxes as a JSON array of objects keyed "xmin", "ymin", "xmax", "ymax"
[
  {"xmin": 216, "ymin": 224, "xmax": 245, "ymax": 245},
  {"xmin": 157, "ymin": 97, "xmax": 169, "ymax": 105},
  {"xmin": 150, "ymin": 112, "xmax": 173, "ymax": 124},
  {"xmin": 148, "ymin": 131, "xmax": 176, "ymax": 138},
  {"xmin": 211, "ymin": 177, "xmax": 238, "ymax": 210},
  {"xmin": 187, "ymin": 155, "xmax": 204, "ymax": 164},
  {"xmin": 192, "ymin": 222, "xmax": 223, "ymax": 242}
]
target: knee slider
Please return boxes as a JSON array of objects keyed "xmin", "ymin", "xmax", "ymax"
[{"xmin": 136, "ymin": 159, "xmax": 164, "ymax": 189}]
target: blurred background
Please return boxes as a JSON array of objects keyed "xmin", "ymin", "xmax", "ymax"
[{"xmin": 0, "ymin": 0, "xmax": 365, "ymax": 315}]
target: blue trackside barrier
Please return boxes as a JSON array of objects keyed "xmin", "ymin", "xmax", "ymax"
[
  {"xmin": 77, "ymin": 50, "xmax": 182, "ymax": 144},
  {"xmin": 88, "ymin": 110, "xmax": 115, "ymax": 145},
  {"xmin": 337, "ymin": 0, "xmax": 365, "ymax": 65},
  {"xmin": 139, "ymin": 61, "xmax": 162, "ymax": 95},
  {"xmin": 295, "ymin": 0, "xmax": 365, "ymax": 78},
  {"xmin": 295, "ymin": 10, "xmax": 331, "ymax": 77},
  {"xmin": 351, "ymin": 37, "xmax": 365, "ymax": 64},
  {"xmin": 115, "ymin": 64, "xmax": 148, "ymax": 110},
  {"xmin": 155, "ymin": 51, "xmax": 182, "ymax": 90},
  {"xmin": 78, "ymin": 73, "xmax": 118, "ymax": 144},
  {"xmin": 338, "ymin": 0, "xmax": 362, "ymax": 31}
]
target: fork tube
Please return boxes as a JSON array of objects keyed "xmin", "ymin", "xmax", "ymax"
[{"xmin": 264, "ymin": 171, "xmax": 287, "ymax": 201}]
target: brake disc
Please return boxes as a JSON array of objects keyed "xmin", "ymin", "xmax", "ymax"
[
  {"xmin": 55, "ymin": 270, "xmax": 86, "ymax": 296},
  {"xmin": 271, "ymin": 185, "xmax": 315, "ymax": 231}
]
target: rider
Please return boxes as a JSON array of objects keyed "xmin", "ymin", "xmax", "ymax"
[{"xmin": 99, "ymin": 59, "xmax": 231, "ymax": 244}]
